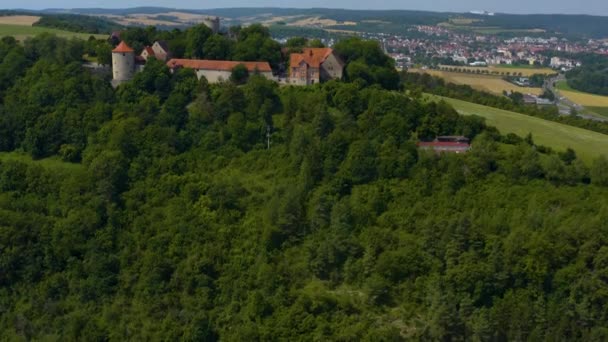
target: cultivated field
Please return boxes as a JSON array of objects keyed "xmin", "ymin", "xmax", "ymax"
[
  {"xmin": 553, "ymin": 81, "xmax": 608, "ymax": 118},
  {"xmin": 412, "ymin": 69, "xmax": 543, "ymax": 95},
  {"xmin": 556, "ymin": 81, "xmax": 608, "ymax": 107},
  {"xmin": 288, "ymin": 17, "xmax": 356, "ymax": 27},
  {"xmin": 560, "ymin": 90, "xmax": 608, "ymax": 107},
  {"xmin": 93, "ymin": 11, "xmax": 224, "ymax": 27},
  {"xmin": 0, "ymin": 15, "xmax": 41, "ymax": 26},
  {"xmin": 439, "ymin": 65, "xmax": 556, "ymax": 77},
  {"xmin": 428, "ymin": 95, "xmax": 608, "ymax": 163},
  {"xmin": 0, "ymin": 24, "xmax": 105, "ymax": 41}
]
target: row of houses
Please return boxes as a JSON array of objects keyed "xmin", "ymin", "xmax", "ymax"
[{"xmin": 111, "ymin": 41, "xmax": 344, "ymax": 87}]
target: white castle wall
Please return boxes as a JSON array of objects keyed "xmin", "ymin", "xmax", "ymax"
[{"xmin": 112, "ymin": 51, "xmax": 135, "ymax": 82}]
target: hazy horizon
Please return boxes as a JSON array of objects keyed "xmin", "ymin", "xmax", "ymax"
[{"xmin": 5, "ymin": 0, "xmax": 608, "ymax": 16}]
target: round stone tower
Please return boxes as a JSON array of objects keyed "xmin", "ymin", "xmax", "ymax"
[{"xmin": 112, "ymin": 41, "xmax": 135, "ymax": 84}]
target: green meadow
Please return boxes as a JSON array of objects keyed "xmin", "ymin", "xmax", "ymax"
[{"xmin": 428, "ymin": 95, "xmax": 608, "ymax": 163}]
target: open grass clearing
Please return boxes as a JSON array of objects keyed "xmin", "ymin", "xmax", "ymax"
[
  {"xmin": 586, "ymin": 107, "xmax": 608, "ymax": 118},
  {"xmin": 411, "ymin": 69, "xmax": 543, "ymax": 95},
  {"xmin": 0, "ymin": 151, "xmax": 84, "ymax": 175},
  {"xmin": 426, "ymin": 95, "xmax": 608, "ymax": 163}
]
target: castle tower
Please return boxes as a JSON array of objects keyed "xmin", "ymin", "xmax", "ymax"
[
  {"xmin": 112, "ymin": 41, "xmax": 135, "ymax": 86},
  {"xmin": 202, "ymin": 17, "xmax": 221, "ymax": 33}
]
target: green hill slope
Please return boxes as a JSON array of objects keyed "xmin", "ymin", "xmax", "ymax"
[{"xmin": 429, "ymin": 95, "xmax": 608, "ymax": 163}]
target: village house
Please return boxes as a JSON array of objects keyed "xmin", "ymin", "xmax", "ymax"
[
  {"xmin": 289, "ymin": 48, "xmax": 344, "ymax": 85},
  {"xmin": 140, "ymin": 41, "xmax": 171, "ymax": 62},
  {"xmin": 166, "ymin": 59, "xmax": 274, "ymax": 83}
]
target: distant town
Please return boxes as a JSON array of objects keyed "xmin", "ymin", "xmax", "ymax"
[{"xmin": 292, "ymin": 25, "xmax": 607, "ymax": 71}]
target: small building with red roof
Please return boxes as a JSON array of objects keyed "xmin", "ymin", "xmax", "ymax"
[
  {"xmin": 166, "ymin": 59, "xmax": 274, "ymax": 83},
  {"xmin": 140, "ymin": 46, "xmax": 156, "ymax": 61},
  {"xmin": 289, "ymin": 48, "xmax": 344, "ymax": 85},
  {"xmin": 417, "ymin": 136, "xmax": 471, "ymax": 154}
]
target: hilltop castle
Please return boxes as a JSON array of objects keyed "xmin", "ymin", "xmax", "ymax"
[{"xmin": 111, "ymin": 40, "xmax": 274, "ymax": 86}]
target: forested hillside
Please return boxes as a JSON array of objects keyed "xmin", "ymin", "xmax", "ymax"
[
  {"xmin": 1, "ymin": 33, "xmax": 608, "ymax": 340},
  {"xmin": 566, "ymin": 54, "xmax": 608, "ymax": 96}
]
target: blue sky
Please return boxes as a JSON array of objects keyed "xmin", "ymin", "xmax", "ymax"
[{"xmin": 7, "ymin": 0, "xmax": 608, "ymax": 16}]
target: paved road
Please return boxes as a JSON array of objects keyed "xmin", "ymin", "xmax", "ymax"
[{"xmin": 545, "ymin": 75, "xmax": 608, "ymax": 122}]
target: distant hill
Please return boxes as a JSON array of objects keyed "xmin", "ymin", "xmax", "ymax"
[
  {"xmin": 1, "ymin": 10, "xmax": 122, "ymax": 34},
  {"xmin": 35, "ymin": 7, "xmax": 608, "ymax": 38}
]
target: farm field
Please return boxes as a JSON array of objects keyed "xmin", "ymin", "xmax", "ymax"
[
  {"xmin": 427, "ymin": 95, "xmax": 608, "ymax": 163},
  {"xmin": 439, "ymin": 64, "xmax": 556, "ymax": 76},
  {"xmin": 0, "ymin": 23, "xmax": 105, "ymax": 41},
  {"xmin": 555, "ymin": 81, "xmax": 608, "ymax": 115},
  {"xmin": 556, "ymin": 81, "xmax": 608, "ymax": 103},
  {"xmin": 412, "ymin": 69, "xmax": 543, "ymax": 95},
  {"xmin": 0, "ymin": 15, "xmax": 41, "ymax": 26}
]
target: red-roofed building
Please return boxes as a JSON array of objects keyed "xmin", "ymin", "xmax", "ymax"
[
  {"xmin": 289, "ymin": 48, "xmax": 344, "ymax": 85},
  {"xmin": 140, "ymin": 46, "xmax": 156, "ymax": 61},
  {"xmin": 151, "ymin": 41, "xmax": 171, "ymax": 61},
  {"xmin": 112, "ymin": 41, "xmax": 134, "ymax": 53},
  {"xmin": 140, "ymin": 41, "xmax": 172, "ymax": 62},
  {"xmin": 166, "ymin": 59, "xmax": 274, "ymax": 83},
  {"xmin": 418, "ymin": 136, "xmax": 471, "ymax": 154},
  {"xmin": 417, "ymin": 142, "xmax": 471, "ymax": 154}
]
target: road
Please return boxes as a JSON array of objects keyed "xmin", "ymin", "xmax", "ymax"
[{"xmin": 545, "ymin": 75, "xmax": 608, "ymax": 122}]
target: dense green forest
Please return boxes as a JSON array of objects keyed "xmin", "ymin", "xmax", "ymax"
[
  {"xmin": 34, "ymin": 14, "xmax": 122, "ymax": 35},
  {"xmin": 566, "ymin": 54, "xmax": 608, "ymax": 96},
  {"xmin": 2, "ymin": 33, "xmax": 608, "ymax": 340}
]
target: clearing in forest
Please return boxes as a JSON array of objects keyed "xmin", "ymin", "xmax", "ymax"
[{"xmin": 428, "ymin": 95, "xmax": 608, "ymax": 163}]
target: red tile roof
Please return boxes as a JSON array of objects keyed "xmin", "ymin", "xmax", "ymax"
[
  {"xmin": 112, "ymin": 41, "xmax": 134, "ymax": 53},
  {"xmin": 417, "ymin": 142, "xmax": 471, "ymax": 148},
  {"xmin": 142, "ymin": 46, "xmax": 155, "ymax": 57},
  {"xmin": 166, "ymin": 59, "xmax": 272, "ymax": 72},
  {"xmin": 290, "ymin": 48, "xmax": 335, "ymax": 68}
]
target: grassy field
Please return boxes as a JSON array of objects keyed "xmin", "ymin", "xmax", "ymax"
[
  {"xmin": 412, "ymin": 69, "xmax": 543, "ymax": 95},
  {"xmin": 0, "ymin": 24, "xmax": 106, "ymax": 41},
  {"xmin": 555, "ymin": 80, "xmax": 582, "ymax": 93},
  {"xmin": 556, "ymin": 81, "xmax": 608, "ymax": 108},
  {"xmin": 586, "ymin": 107, "xmax": 608, "ymax": 118},
  {"xmin": 0, "ymin": 151, "xmax": 84, "ymax": 175},
  {"xmin": 427, "ymin": 95, "xmax": 608, "ymax": 163},
  {"xmin": 439, "ymin": 65, "xmax": 556, "ymax": 77}
]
